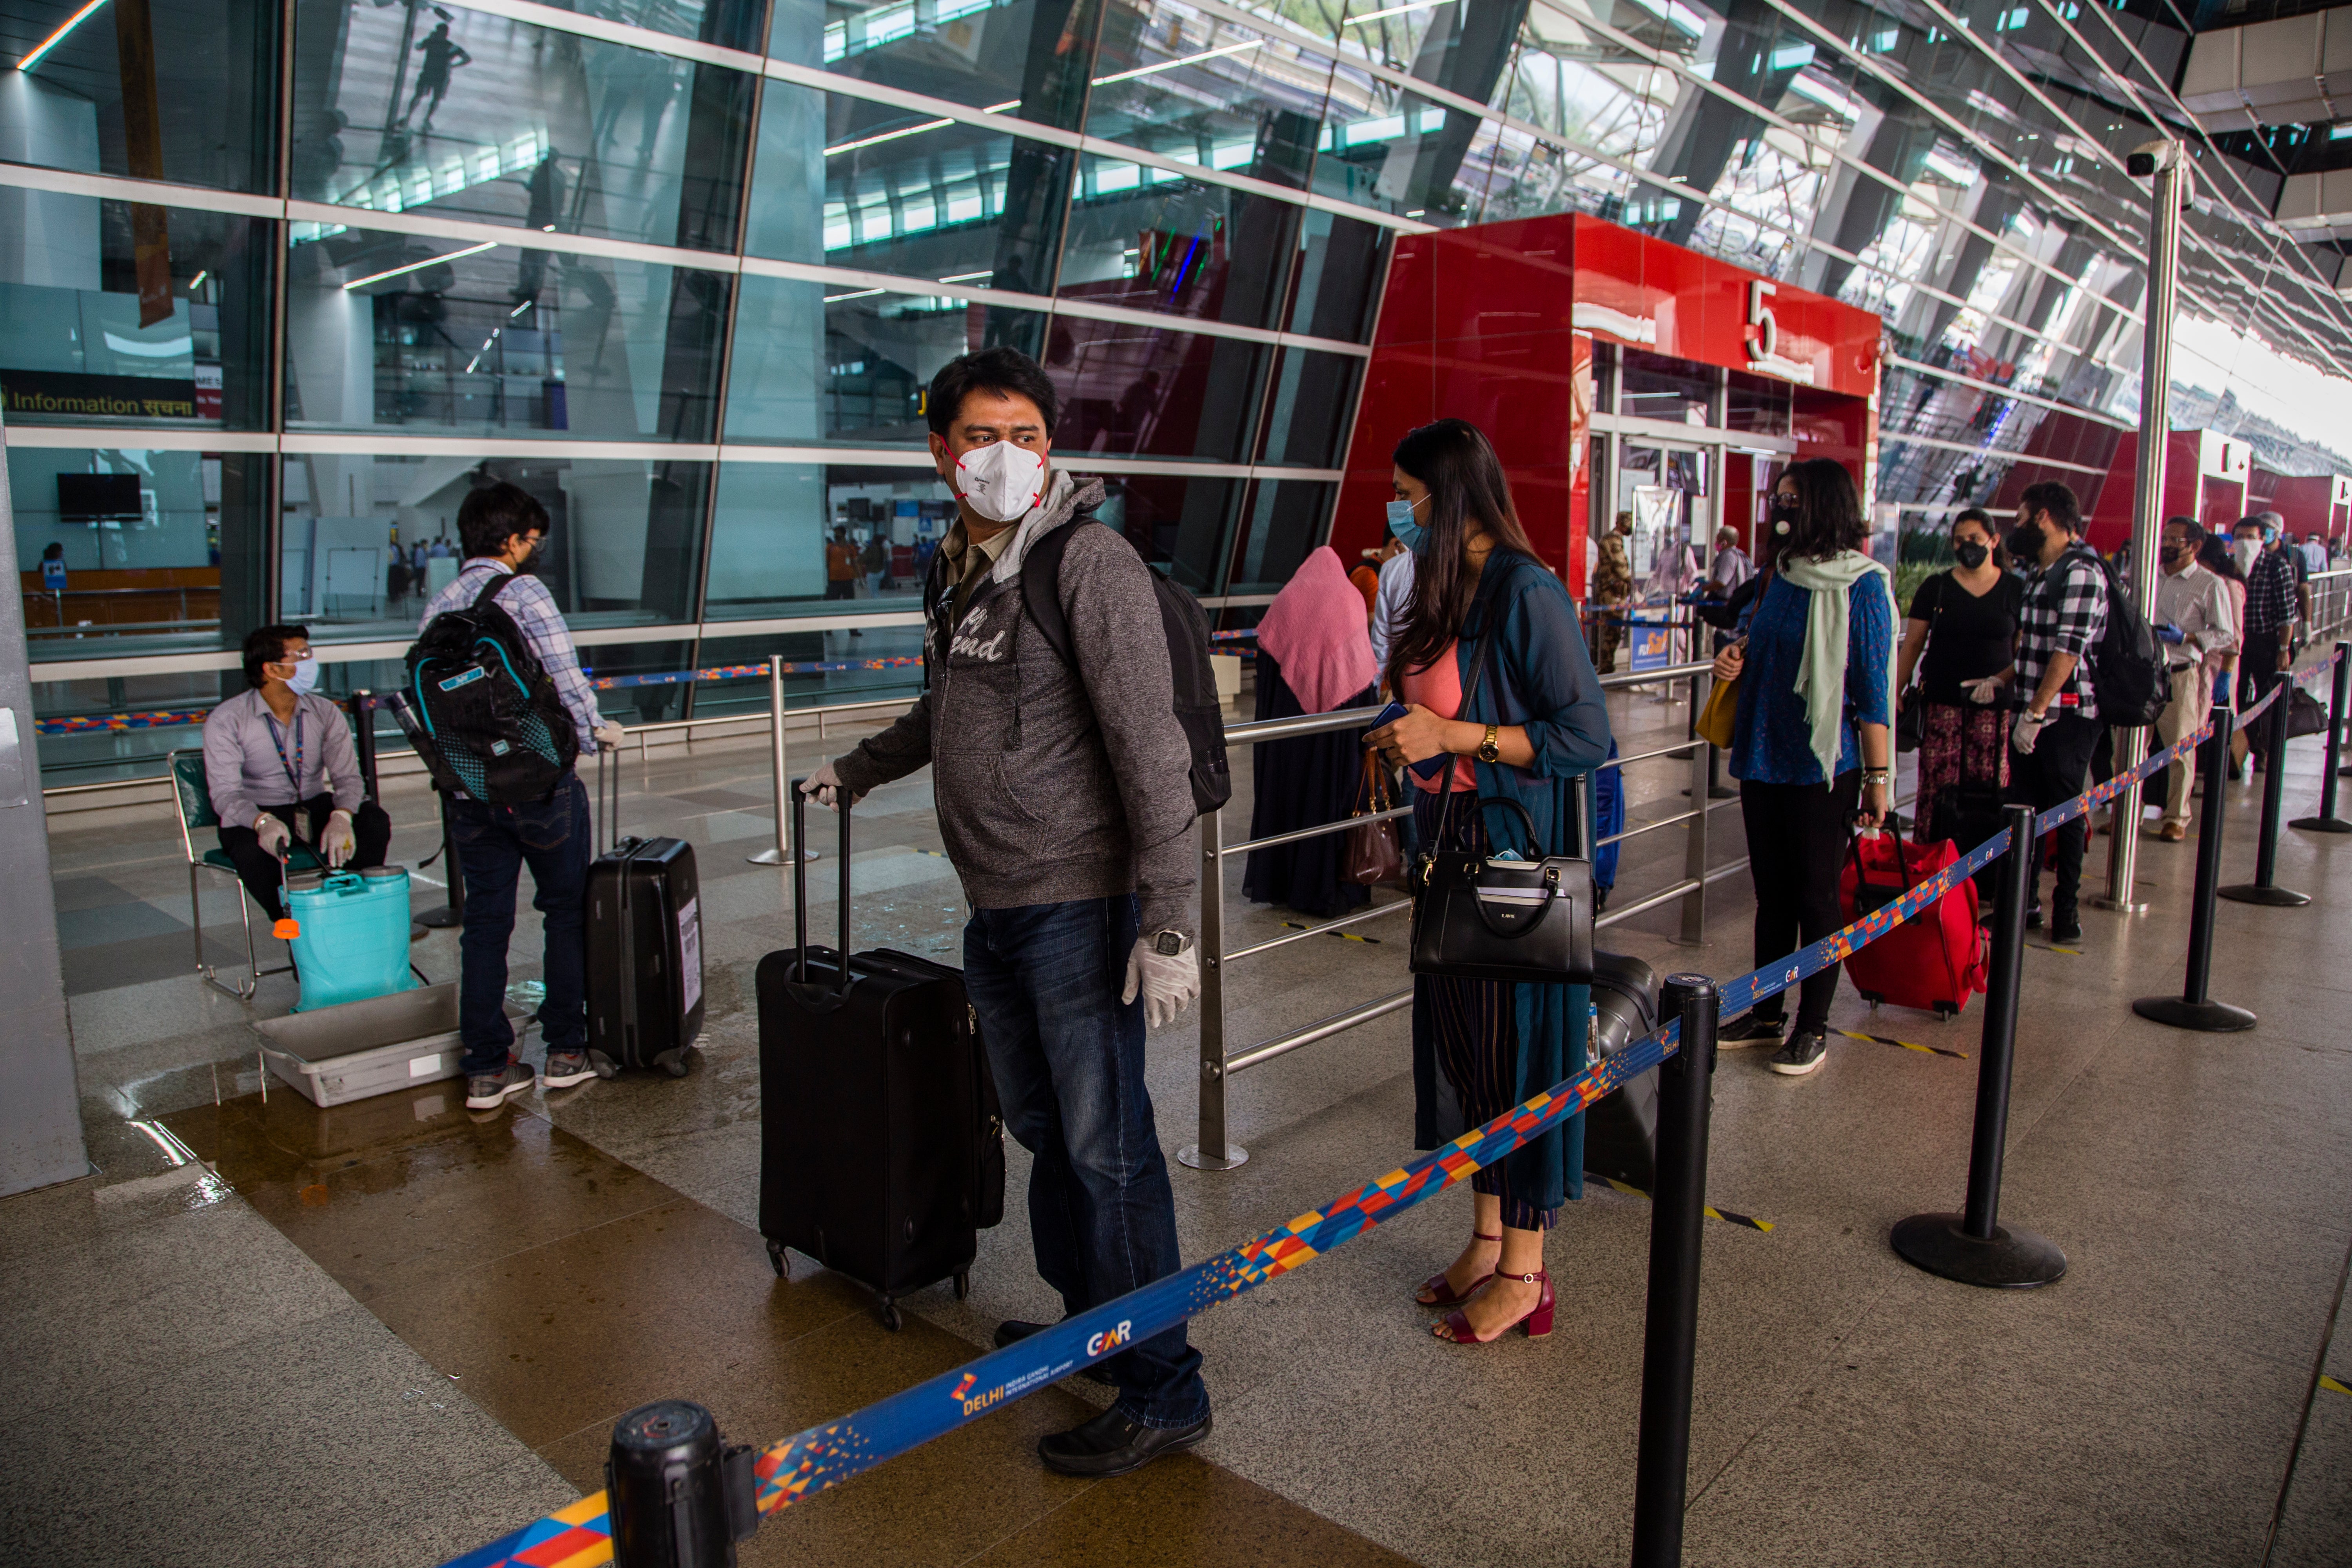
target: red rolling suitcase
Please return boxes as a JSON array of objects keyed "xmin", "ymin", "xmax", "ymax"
[
  {"xmin": 754, "ymin": 789, "xmax": 1004, "ymax": 1330},
  {"xmin": 1838, "ymin": 824, "xmax": 1985, "ymax": 1019},
  {"xmin": 584, "ymin": 752, "xmax": 705, "ymax": 1077}
]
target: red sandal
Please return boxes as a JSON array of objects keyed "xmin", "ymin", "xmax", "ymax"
[
  {"xmin": 1434, "ymin": 1269, "xmax": 1553, "ymax": 1343},
  {"xmin": 1416, "ymin": 1231, "xmax": 1502, "ymax": 1307}
]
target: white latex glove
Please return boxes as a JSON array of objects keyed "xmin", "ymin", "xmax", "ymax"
[
  {"xmin": 254, "ymin": 813, "xmax": 292, "ymax": 857},
  {"xmin": 1962, "ymin": 676, "xmax": 2004, "ymax": 706},
  {"xmin": 2011, "ymin": 711, "xmax": 2045, "ymax": 756},
  {"xmin": 1122, "ymin": 938, "xmax": 1201, "ymax": 1030},
  {"xmin": 798, "ymin": 758, "xmax": 863, "ymax": 809},
  {"xmin": 593, "ymin": 717, "xmax": 626, "ymax": 750},
  {"xmin": 322, "ymin": 809, "xmax": 357, "ymax": 869}
]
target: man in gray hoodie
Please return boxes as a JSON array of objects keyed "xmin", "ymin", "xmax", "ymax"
[{"xmin": 804, "ymin": 347, "xmax": 1209, "ymax": 1477}]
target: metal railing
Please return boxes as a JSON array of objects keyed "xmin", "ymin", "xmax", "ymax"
[{"xmin": 1177, "ymin": 656, "xmax": 1730, "ymax": 1172}]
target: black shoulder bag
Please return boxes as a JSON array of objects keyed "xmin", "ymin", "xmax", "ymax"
[{"xmin": 1407, "ymin": 559, "xmax": 1597, "ymax": 987}]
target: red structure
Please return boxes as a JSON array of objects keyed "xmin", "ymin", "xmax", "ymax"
[
  {"xmin": 2249, "ymin": 468, "xmax": 2351, "ymax": 547},
  {"xmin": 2080, "ymin": 430, "xmax": 2252, "ymax": 552},
  {"xmin": 1333, "ymin": 213, "xmax": 1882, "ymax": 595}
]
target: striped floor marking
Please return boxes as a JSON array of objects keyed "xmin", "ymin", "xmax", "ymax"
[
  {"xmin": 1597, "ymin": 1175, "xmax": 1773, "ymax": 1232},
  {"xmin": 2322, "ymin": 1374, "xmax": 2351, "ymax": 1397},
  {"xmin": 1834, "ymin": 1027, "xmax": 1967, "ymax": 1060},
  {"xmin": 1282, "ymin": 921, "xmax": 1384, "ymax": 944}
]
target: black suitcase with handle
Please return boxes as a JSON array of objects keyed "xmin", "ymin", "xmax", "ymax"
[
  {"xmin": 1583, "ymin": 949, "xmax": 1661, "ymax": 1191},
  {"xmin": 755, "ymin": 787, "xmax": 1004, "ymax": 1330},
  {"xmin": 584, "ymin": 753, "xmax": 705, "ymax": 1078}
]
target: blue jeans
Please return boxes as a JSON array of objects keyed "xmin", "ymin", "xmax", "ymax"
[
  {"xmin": 449, "ymin": 775, "xmax": 590, "ymax": 1074},
  {"xmin": 963, "ymin": 895, "xmax": 1210, "ymax": 1429}
]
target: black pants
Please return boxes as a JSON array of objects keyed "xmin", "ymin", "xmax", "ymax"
[
  {"xmin": 217, "ymin": 795, "xmax": 392, "ymax": 920},
  {"xmin": 1740, "ymin": 772, "xmax": 1861, "ymax": 1034},
  {"xmin": 2242, "ymin": 629, "xmax": 2287, "ymax": 763},
  {"xmin": 824, "ymin": 579, "xmax": 855, "ymax": 599},
  {"xmin": 2006, "ymin": 711, "xmax": 2098, "ymax": 925}
]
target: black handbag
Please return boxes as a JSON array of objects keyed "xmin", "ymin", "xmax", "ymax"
[{"xmin": 1406, "ymin": 562, "xmax": 1596, "ymax": 987}]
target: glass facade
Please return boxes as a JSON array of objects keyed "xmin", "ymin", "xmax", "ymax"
[{"xmin": 8, "ymin": 0, "xmax": 2352, "ymax": 783}]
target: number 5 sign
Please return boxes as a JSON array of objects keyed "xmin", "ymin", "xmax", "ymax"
[{"xmin": 1745, "ymin": 279, "xmax": 1777, "ymax": 365}]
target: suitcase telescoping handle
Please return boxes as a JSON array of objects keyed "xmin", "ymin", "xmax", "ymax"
[
  {"xmin": 593, "ymin": 740, "xmax": 621, "ymax": 857},
  {"xmin": 787, "ymin": 778, "xmax": 855, "ymax": 995}
]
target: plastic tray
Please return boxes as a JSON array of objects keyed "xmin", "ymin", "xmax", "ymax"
[{"xmin": 254, "ymin": 983, "xmax": 531, "ymax": 1108}]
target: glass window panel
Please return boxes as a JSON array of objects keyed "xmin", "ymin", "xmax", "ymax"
[
  {"xmin": 1059, "ymin": 155, "xmax": 1307, "ymax": 332},
  {"xmin": 1285, "ymin": 207, "xmax": 1388, "ymax": 344},
  {"xmin": 1619, "ymin": 349, "xmax": 1716, "ymax": 426},
  {"xmin": 1043, "ymin": 315, "xmax": 1268, "ymax": 464},
  {"xmin": 726, "ymin": 276, "xmax": 1052, "ymax": 446},
  {"xmin": 11, "ymin": 444, "xmax": 267, "ymax": 661},
  {"xmin": 770, "ymin": 0, "xmax": 1098, "ymax": 132},
  {"xmin": 1, "ymin": 203, "xmax": 273, "ymax": 433},
  {"xmin": 748, "ymin": 92, "xmax": 1072, "ymax": 295},
  {"xmin": 1255, "ymin": 348, "xmax": 1358, "ymax": 470},
  {"xmin": 1725, "ymin": 368, "xmax": 1791, "ymax": 437},
  {"xmin": 290, "ymin": 3, "xmax": 753, "ymax": 249},
  {"xmin": 1227, "ymin": 478, "xmax": 1332, "ymax": 595},
  {"xmin": 1094, "ymin": 471, "xmax": 1237, "ymax": 594},
  {"xmin": 704, "ymin": 460, "xmax": 951, "ymax": 621},
  {"xmin": 278, "ymin": 452, "xmax": 707, "ymax": 638},
  {"xmin": 1081, "ymin": 3, "xmax": 1332, "ymax": 181},
  {"xmin": 284, "ymin": 223, "xmax": 729, "ymax": 442},
  {"xmin": 0, "ymin": 0, "xmax": 275, "ymax": 192},
  {"xmin": 690, "ymin": 630, "xmax": 927, "ymax": 720}
]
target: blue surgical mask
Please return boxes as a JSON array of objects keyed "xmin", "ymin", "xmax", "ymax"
[
  {"xmin": 285, "ymin": 657, "xmax": 319, "ymax": 696},
  {"xmin": 1387, "ymin": 496, "xmax": 1428, "ymax": 555}
]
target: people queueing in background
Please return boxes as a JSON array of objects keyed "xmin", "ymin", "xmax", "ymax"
[
  {"xmin": 417, "ymin": 483, "xmax": 625, "ymax": 1110},
  {"xmin": 1710, "ymin": 458, "xmax": 1895, "ymax": 1076},
  {"xmin": 1350, "ymin": 532, "xmax": 1401, "ymax": 622},
  {"xmin": 1706, "ymin": 524, "xmax": 1754, "ymax": 599},
  {"xmin": 2303, "ymin": 530, "xmax": 2330, "ymax": 576},
  {"xmin": 862, "ymin": 529, "xmax": 889, "ymax": 596},
  {"xmin": 1999, "ymin": 482, "xmax": 2106, "ymax": 946},
  {"xmin": 2195, "ymin": 531, "xmax": 2250, "ymax": 781},
  {"xmin": 1364, "ymin": 418, "xmax": 1611, "ymax": 1346},
  {"xmin": 826, "ymin": 524, "xmax": 863, "ymax": 635},
  {"xmin": 2235, "ymin": 514, "xmax": 2301, "ymax": 775},
  {"xmin": 1588, "ymin": 510, "xmax": 1634, "ymax": 672},
  {"xmin": 804, "ymin": 347, "xmax": 1212, "ymax": 1479},
  {"xmin": 1369, "ymin": 524, "xmax": 1417, "ymax": 672},
  {"xmin": 1244, "ymin": 546, "xmax": 1379, "ymax": 920},
  {"xmin": 203, "ymin": 625, "xmax": 394, "ymax": 926},
  {"xmin": 1894, "ymin": 508, "xmax": 2021, "ymax": 895},
  {"xmin": 2149, "ymin": 517, "xmax": 2237, "ymax": 842}
]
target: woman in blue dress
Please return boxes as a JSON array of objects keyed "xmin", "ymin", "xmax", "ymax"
[
  {"xmin": 1709, "ymin": 457, "xmax": 1896, "ymax": 1076},
  {"xmin": 1364, "ymin": 419, "xmax": 1613, "ymax": 1345}
]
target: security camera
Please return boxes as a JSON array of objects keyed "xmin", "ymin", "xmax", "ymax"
[{"xmin": 2126, "ymin": 139, "xmax": 2183, "ymax": 178}]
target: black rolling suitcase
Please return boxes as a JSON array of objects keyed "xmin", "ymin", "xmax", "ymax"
[
  {"xmin": 1583, "ymin": 949, "xmax": 1661, "ymax": 1191},
  {"xmin": 755, "ymin": 788, "xmax": 1004, "ymax": 1330},
  {"xmin": 584, "ymin": 753, "xmax": 705, "ymax": 1078}
]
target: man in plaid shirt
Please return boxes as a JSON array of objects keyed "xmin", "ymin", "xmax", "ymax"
[
  {"xmin": 420, "ymin": 482, "xmax": 625, "ymax": 1110},
  {"xmin": 2001, "ymin": 481, "xmax": 2105, "ymax": 945},
  {"xmin": 2232, "ymin": 514, "xmax": 2301, "ymax": 772}
]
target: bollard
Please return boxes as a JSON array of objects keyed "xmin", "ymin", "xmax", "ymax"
[
  {"xmin": 416, "ymin": 791, "xmax": 464, "ymax": 929},
  {"xmin": 1630, "ymin": 974, "xmax": 1718, "ymax": 1568},
  {"xmin": 606, "ymin": 1401, "xmax": 758, "ymax": 1568},
  {"xmin": 2220, "ymin": 674, "xmax": 2310, "ymax": 906},
  {"xmin": 347, "ymin": 690, "xmax": 379, "ymax": 804},
  {"xmin": 2291, "ymin": 642, "xmax": 2352, "ymax": 833},
  {"xmin": 748, "ymin": 655, "xmax": 815, "ymax": 866},
  {"xmin": 2135, "ymin": 707, "xmax": 2258, "ymax": 1031},
  {"xmin": 1891, "ymin": 804, "xmax": 2067, "ymax": 1288}
]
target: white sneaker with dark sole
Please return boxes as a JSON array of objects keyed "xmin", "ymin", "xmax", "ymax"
[
  {"xmin": 541, "ymin": 1051, "xmax": 597, "ymax": 1090},
  {"xmin": 1768, "ymin": 1030, "xmax": 1829, "ymax": 1076}
]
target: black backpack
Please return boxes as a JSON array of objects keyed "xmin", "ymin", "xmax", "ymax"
[
  {"xmin": 404, "ymin": 573, "xmax": 580, "ymax": 801},
  {"xmin": 2083, "ymin": 550, "xmax": 2170, "ymax": 728},
  {"xmin": 1020, "ymin": 520, "xmax": 1233, "ymax": 815}
]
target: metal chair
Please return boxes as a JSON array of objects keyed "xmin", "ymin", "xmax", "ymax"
[{"xmin": 170, "ymin": 749, "xmax": 323, "ymax": 1001}]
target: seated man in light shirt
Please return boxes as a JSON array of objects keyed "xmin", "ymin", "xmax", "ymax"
[{"xmin": 202, "ymin": 625, "xmax": 392, "ymax": 922}]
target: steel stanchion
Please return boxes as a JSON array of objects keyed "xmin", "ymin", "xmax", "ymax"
[
  {"xmin": 748, "ymin": 654, "xmax": 816, "ymax": 866},
  {"xmin": 2220, "ymin": 674, "xmax": 2310, "ymax": 906},
  {"xmin": 1178, "ymin": 803, "xmax": 1245, "ymax": 1170},
  {"xmin": 1891, "ymin": 803, "xmax": 2068, "ymax": 1288},
  {"xmin": 1630, "ymin": 974, "xmax": 1718, "ymax": 1568},
  {"xmin": 347, "ymin": 690, "xmax": 379, "ymax": 803},
  {"xmin": 2291, "ymin": 643, "xmax": 2352, "ymax": 833},
  {"xmin": 606, "ymin": 1401, "xmax": 757, "ymax": 1567},
  {"xmin": 416, "ymin": 791, "xmax": 464, "ymax": 928},
  {"xmin": 2136, "ymin": 706, "xmax": 2258, "ymax": 1031}
]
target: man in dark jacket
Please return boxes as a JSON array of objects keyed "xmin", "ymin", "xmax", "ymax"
[{"xmin": 805, "ymin": 347, "xmax": 1209, "ymax": 1477}]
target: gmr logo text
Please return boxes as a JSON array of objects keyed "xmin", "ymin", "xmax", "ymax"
[{"xmin": 1086, "ymin": 1320, "xmax": 1132, "ymax": 1357}]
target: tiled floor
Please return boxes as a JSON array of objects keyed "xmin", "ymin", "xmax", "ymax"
[{"xmin": 8, "ymin": 675, "xmax": 2352, "ymax": 1567}]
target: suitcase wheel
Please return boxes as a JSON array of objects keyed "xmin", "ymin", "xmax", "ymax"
[
  {"xmin": 653, "ymin": 1047, "xmax": 691, "ymax": 1079},
  {"xmin": 1858, "ymin": 991, "xmax": 1882, "ymax": 1009},
  {"xmin": 765, "ymin": 1238, "xmax": 787, "ymax": 1278},
  {"xmin": 953, "ymin": 1270, "xmax": 970, "ymax": 1301},
  {"xmin": 878, "ymin": 1298, "xmax": 903, "ymax": 1333},
  {"xmin": 1934, "ymin": 1003, "xmax": 1957, "ymax": 1020}
]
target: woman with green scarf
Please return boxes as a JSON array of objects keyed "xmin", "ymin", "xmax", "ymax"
[{"xmin": 1709, "ymin": 458, "xmax": 1897, "ymax": 1078}]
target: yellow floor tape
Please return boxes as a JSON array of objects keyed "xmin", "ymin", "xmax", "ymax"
[
  {"xmin": 1283, "ymin": 921, "xmax": 1383, "ymax": 944},
  {"xmin": 1597, "ymin": 1175, "xmax": 1773, "ymax": 1232},
  {"xmin": 2321, "ymin": 1374, "xmax": 2351, "ymax": 1397},
  {"xmin": 1834, "ymin": 1027, "xmax": 1968, "ymax": 1060}
]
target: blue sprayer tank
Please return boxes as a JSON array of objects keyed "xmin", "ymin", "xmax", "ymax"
[{"xmin": 286, "ymin": 866, "xmax": 418, "ymax": 1012}]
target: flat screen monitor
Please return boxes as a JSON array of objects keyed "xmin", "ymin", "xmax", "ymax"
[{"xmin": 56, "ymin": 473, "xmax": 142, "ymax": 521}]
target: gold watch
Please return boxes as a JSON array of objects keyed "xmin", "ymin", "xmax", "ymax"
[{"xmin": 1476, "ymin": 723, "xmax": 1501, "ymax": 764}]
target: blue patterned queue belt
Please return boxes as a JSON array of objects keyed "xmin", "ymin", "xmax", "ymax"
[{"xmin": 436, "ymin": 650, "xmax": 2342, "ymax": 1568}]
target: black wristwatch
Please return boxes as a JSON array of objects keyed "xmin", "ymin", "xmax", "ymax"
[{"xmin": 1151, "ymin": 929, "xmax": 1190, "ymax": 956}]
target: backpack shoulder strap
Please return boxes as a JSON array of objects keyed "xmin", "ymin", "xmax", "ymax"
[
  {"xmin": 1019, "ymin": 520, "xmax": 1091, "ymax": 670},
  {"xmin": 468, "ymin": 567, "xmax": 512, "ymax": 613}
]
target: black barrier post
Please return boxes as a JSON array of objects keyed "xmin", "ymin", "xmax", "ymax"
[
  {"xmin": 2221, "ymin": 674, "xmax": 2312, "ymax": 906},
  {"xmin": 1630, "ymin": 975, "xmax": 1718, "ymax": 1568},
  {"xmin": 606, "ymin": 1401, "xmax": 757, "ymax": 1567},
  {"xmin": 416, "ymin": 792, "xmax": 464, "ymax": 928},
  {"xmin": 1892, "ymin": 804, "xmax": 2068, "ymax": 1288},
  {"xmin": 2292, "ymin": 643, "xmax": 2352, "ymax": 833},
  {"xmin": 2136, "ymin": 706, "xmax": 2258, "ymax": 1031},
  {"xmin": 347, "ymin": 690, "xmax": 379, "ymax": 803}
]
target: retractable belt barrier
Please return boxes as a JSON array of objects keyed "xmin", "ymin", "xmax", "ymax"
[{"xmin": 441, "ymin": 654, "xmax": 2337, "ymax": 1568}]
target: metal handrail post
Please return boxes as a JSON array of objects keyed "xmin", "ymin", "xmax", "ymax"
[
  {"xmin": 1678, "ymin": 671, "xmax": 1710, "ymax": 944},
  {"xmin": 1179, "ymin": 805, "xmax": 1243, "ymax": 1170},
  {"xmin": 748, "ymin": 655, "xmax": 813, "ymax": 866}
]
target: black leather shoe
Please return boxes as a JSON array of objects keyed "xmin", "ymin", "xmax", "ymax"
[
  {"xmin": 1038, "ymin": 1406, "xmax": 1211, "ymax": 1478},
  {"xmin": 2024, "ymin": 907, "xmax": 2043, "ymax": 930},
  {"xmin": 994, "ymin": 1319, "xmax": 1115, "ymax": 1385},
  {"xmin": 2050, "ymin": 920, "xmax": 2083, "ymax": 946}
]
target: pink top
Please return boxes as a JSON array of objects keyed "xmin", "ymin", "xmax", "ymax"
[{"xmin": 1400, "ymin": 640, "xmax": 1479, "ymax": 793}]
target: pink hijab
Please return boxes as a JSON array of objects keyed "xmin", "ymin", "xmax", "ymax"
[{"xmin": 1256, "ymin": 546, "xmax": 1377, "ymax": 714}]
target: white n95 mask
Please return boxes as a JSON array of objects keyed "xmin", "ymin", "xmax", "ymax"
[{"xmin": 953, "ymin": 441, "xmax": 1047, "ymax": 524}]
